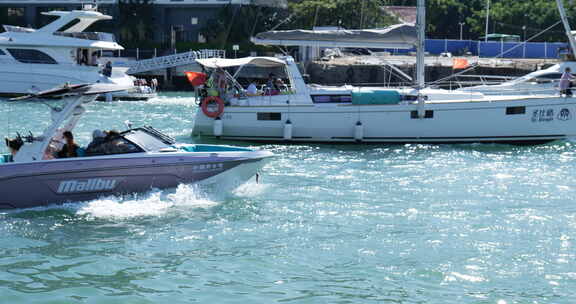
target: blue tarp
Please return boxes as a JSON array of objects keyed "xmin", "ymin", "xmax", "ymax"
[
  {"xmin": 380, "ymin": 39, "xmax": 566, "ymax": 59},
  {"xmin": 422, "ymin": 39, "xmax": 567, "ymax": 59}
]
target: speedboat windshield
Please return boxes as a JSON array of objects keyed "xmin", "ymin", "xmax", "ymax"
[{"xmin": 121, "ymin": 127, "xmax": 175, "ymax": 152}]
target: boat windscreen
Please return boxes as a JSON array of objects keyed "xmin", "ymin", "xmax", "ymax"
[{"xmin": 123, "ymin": 130, "xmax": 172, "ymax": 152}]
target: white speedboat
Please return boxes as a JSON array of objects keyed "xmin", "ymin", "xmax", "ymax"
[
  {"xmin": 0, "ymin": 6, "xmax": 150, "ymax": 100},
  {"xmin": 0, "ymin": 84, "xmax": 272, "ymax": 209},
  {"xmin": 99, "ymin": 74, "xmax": 158, "ymax": 101},
  {"xmin": 191, "ymin": 0, "xmax": 576, "ymax": 144}
]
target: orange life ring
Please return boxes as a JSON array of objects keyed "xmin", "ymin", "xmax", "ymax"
[{"xmin": 201, "ymin": 96, "xmax": 225, "ymax": 118}]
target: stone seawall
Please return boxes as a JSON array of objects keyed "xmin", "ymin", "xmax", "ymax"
[{"xmin": 304, "ymin": 55, "xmax": 559, "ymax": 87}]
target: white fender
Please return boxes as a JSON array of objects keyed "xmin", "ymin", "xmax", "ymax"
[
  {"xmin": 213, "ymin": 117, "xmax": 223, "ymax": 138},
  {"xmin": 417, "ymin": 93, "xmax": 426, "ymax": 118},
  {"xmin": 283, "ymin": 120, "xmax": 293, "ymax": 141},
  {"xmin": 354, "ymin": 121, "xmax": 364, "ymax": 142}
]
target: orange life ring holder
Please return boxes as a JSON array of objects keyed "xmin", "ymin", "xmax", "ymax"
[{"xmin": 201, "ymin": 96, "xmax": 225, "ymax": 118}]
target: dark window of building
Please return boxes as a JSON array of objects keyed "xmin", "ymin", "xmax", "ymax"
[
  {"xmin": 7, "ymin": 49, "xmax": 57, "ymax": 64},
  {"xmin": 7, "ymin": 8, "xmax": 24, "ymax": 17},
  {"xmin": 257, "ymin": 112, "xmax": 282, "ymax": 121},
  {"xmin": 410, "ymin": 110, "xmax": 434, "ymax": 119},
  {"xmin": 506, "ymin": 106, "xmax": 526, "ymax": 115}
]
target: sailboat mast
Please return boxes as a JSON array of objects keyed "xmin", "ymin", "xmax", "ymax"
[
  {"xmin": 556, "ymin": 0, "xmax": 576, "ymax": 59},
  {"xmin": 416, "ymin": 0, "xmax": 426, "ymax": 89}
]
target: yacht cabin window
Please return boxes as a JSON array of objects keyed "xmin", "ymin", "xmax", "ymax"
[
  {"xmin": 0, "ymin": 49, "xmax": 5, "ymax": 56},
  {"xmin": 7, "ymin": 49, "xmax": 57, "ymax": 64}
]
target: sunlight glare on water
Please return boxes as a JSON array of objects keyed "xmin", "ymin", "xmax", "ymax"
[{"xmin": 2, "ymin": 93, "xmax": 576, "ymax": 303}]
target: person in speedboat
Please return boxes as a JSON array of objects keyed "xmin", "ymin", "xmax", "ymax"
[
  {"xmin": 85, "ymin": 130, "xmax": 140, "ymax": 156},
  {"xmin": 85, "ymin": 129, "xmax": 106, "ymax": 153},
  {"xmin": 4, "ymin": 137, "xmax": 23, "ymax": 162},
  {"xmin": 57, "ymin": 131, "xmax": 82, "ymax": 158}
]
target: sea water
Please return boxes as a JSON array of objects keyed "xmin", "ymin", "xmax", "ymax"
[{"xmin": 1, "ymin": 93, "xmax": 576, "ymax": 303}]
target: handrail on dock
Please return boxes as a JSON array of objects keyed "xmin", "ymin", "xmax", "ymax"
[{"xmin": 126, "ymin": 49, "xmax": 225, "ymax": 75}]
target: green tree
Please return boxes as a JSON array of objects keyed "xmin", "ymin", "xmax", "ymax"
[
  {"xmin": 468, "ymin": 0, "xmax": 575, "ymax": 41},
  {"xmin": 382, "ymin": 0, "xmax": 576, "ymax": 41},
  {"xmin": 200, "ymin": 4, "xmax": 286, "ymax": 47},
  {"xmin": 287, "ymin": 0, "xmax": 397, "ymax": 29}
]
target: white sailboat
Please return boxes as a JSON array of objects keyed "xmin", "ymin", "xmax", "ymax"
[{"xmin": 191, "ymin": 0, "xmax": 576, "ymax": 144}]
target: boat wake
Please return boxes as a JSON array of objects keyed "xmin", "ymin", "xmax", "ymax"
[
  {"xmin": 232, "ymin": 181, "xmax": 269, "ymax": 197},
  {"xmin": 1, "ymin": 184, "xmax": 220, "ymax": 220},
  {"xmin": 4, "ymin": 179, "xmax": 270, "ymax": 220},
  {"xmin": 144, "ymin": 94, "xmax": 196, "ymax": 106},
  {"xmin": 75, "ymin": 184, "xmax": 219, "ymax": 219}
]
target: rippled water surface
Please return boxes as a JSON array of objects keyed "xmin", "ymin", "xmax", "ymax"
[{"xmin": 2, "ymin": 93, "xmax": 576, "ymax": 303}]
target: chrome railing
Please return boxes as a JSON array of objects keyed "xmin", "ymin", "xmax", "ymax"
[{"xmin": 54, "ymin": 31, "xmax": 117, "ymax": 43}]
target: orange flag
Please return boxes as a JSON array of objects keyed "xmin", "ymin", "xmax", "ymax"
[{"xmin": 452, "ymin": 58, "xmax": 469, "ymax": 70}]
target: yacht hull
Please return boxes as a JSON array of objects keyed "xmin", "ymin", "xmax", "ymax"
[
  {"xmin": 0, "ymin": 152, "xmax": 272, "ymax": 209},
  {"xmin": 192, "ymin": 96, "xmax": 576, "ymax": 144},
  {"xmin": 0, "ymin": 64, "xmax": 102, "ymax": 95}
]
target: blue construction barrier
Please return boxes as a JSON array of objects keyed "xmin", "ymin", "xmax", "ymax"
[
  {"xmin": 381, "ymin": 39, "xmax": 566, "ymax": 59},
  {"xmin": 423, "ymin": 39, "xmax": 567, "ymax": 59}
]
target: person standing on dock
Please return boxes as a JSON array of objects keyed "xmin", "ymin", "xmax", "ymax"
[{"xmin": 560, "ymin": 67, "xmax": 575, "ymax": 97}]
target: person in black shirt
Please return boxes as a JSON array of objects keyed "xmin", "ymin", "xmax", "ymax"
[{"xmin": 57, "ymin": 131, "xmax": 80, "ymax": 158}]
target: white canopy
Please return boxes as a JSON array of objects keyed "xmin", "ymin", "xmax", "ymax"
[
  {"xmin": 252, "ymin": 24, "xmax": 417, "ymax": 49},
  {"xmin": 196, "ymin": 57, "xmax": 287, "ymax": 69}
]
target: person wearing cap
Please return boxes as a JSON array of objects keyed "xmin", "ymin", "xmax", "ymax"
[{"xmin": 85, "ymin": 129, "xmax": 107, "ymax": 155}]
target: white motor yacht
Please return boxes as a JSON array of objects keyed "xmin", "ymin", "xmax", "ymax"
[{"xmin": 0, "ymin": 6, "xmax": 151, "ymax": 100}]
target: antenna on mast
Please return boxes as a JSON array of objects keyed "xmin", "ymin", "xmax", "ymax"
[
  {"xmin": 415, "ymin": 0, "xmax": 426, "ymax": 118},
  {"xmin": 415, "ymin": 0, "xmax": 425, "ymax": 90}
]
